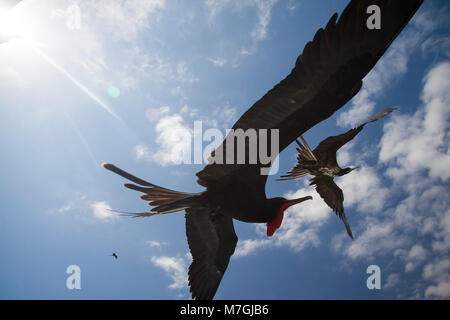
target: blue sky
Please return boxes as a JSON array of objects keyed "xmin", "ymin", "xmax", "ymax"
[{"xmin": 0, "ymin": 0, "xmax": 449, "ymax": 299}]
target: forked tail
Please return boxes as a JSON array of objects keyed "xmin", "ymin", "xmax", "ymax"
[
  {"xmin": 102, "ymin": 163, "xmax": 199, "ymax": 217},
  {"xmin": 276, "ymin": 136, "xmax": 316, "ymax": 181}
]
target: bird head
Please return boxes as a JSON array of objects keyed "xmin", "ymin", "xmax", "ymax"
[
  {"xmin": 266, "ymin": 196, "xmax": 313, "ymax": 237},
  {"xmin": 340, "ymin": 166, "xmax": 360, "ymax": 175}
]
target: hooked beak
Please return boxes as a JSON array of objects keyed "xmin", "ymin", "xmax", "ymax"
[{"xmin": 286, "ymin": 195, "xmax": 313, "ymax": 208}]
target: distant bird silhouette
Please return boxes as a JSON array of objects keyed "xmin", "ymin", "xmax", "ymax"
[
  {"xmin": 111, "ymin": 253, "xmax": 118, "ymax": 259},
  {"xmin": 278, "ymin": 108, "xmax": 397, "ymax": 239}
]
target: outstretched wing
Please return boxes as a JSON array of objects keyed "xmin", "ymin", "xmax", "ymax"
[
  {"xmin": 313, "ymin": 107, "xmax": 398, "ymax": 167},
  {"xmin": 310, "ymin": 176, "xmax": 353, "ymax": 239},
  {"xmin": 196, "ymin": 0, "xmax": 423, "ymax": 192},
  {"xmin": 185, "ymin": 205, "xmax": 238, "ymax": 300},
  {"xmin": 313, "ymin": 126, "xmax": 365, "ymax": 169}
]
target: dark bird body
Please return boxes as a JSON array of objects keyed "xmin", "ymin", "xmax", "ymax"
[
  {"xmin": 279, "ymin": 108, "xmax": 397, "ymax": 238},
  {"xmin": 103, "ymin": 1, "xmax": 422, "ymax": 300},
  {"xmin": 111, "ymin": 253, "xmax": 118, "ymax": 259}
]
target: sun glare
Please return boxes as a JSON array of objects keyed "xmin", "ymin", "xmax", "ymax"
[
  {"xmin": 0, "ymin": 1, "xmax": 41, "ymax": 47},
  {"xmin": 0, "ymin": 1, "xmax": 122, "ymax": 122}
]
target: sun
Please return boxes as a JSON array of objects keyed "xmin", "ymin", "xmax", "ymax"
[{"xmin": 0, "ymin": 1, "xmax": 40, "ymax": 46}]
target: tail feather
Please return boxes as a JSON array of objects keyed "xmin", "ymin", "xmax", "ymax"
[
  {"xmin": 342, "ymin": 214, "xmax": 354, "ymax": 240},
  {"xmin": 361, "ymin": 107, "xmax": 398, "ymax": 126},
  {"xmin": 107, "ymin": 208, "xmax": 158, "ymax": 218},
  {"xmin": 296, "ymin": 136, "xmax": 317, "ymax": 161},
  {"xmin": 276, "ymin": 169, "xmax": 309, "ymax": 181},
  {"xmin": 277, "ymin": 136, "xmax": 316, "ymax": 181},
  {"xmin": 276, "ymin": 176, "xmax": 298, "ymax": 181},
  {"xmin": 291, "ymin": 169, "xmax": 310, "ymax": 176},
  {"xmin": 103, "ymin": 163, "xmax": 199, "ymax": 216}
]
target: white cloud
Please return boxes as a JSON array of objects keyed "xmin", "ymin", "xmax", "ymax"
[
  {"xmin": 337, "ymin": 166, "xmax": 389, "ymax": 214},
  {"xmin": 335, "ymin": 141, "xmax": 355, "ymax": 167},
  {"xmin": 146, "ymin": 240, "xmax": 167, "ymax": 248},
  {"xmin": 175, "ymin": 61, "xmax": 199, "ymax": 83},
  {"xmin": 332, "ymin": 181, "xmax": 448, "ymax": 291},
  {"xmin": 27, "ymin": 0, "xmax": 195, "ymax": 102},
  {"xmin": 205, "ymin": 104, "xmax": 238, "ymax": 129},
  {"xmin": 58, "ymin": 201, "xmax": 73, "ymax": 213},
  {"xmin": 425, "ymin": 281, "xmax": 450, "ymax": 299},
  {"xmin": 137, "ymin": 103, "xmax": 238, "ymax": 167},
  {"xmin": 204, "ymin": 0, "xmax": 231, "ymax": 19},
  {"xmin": 234, "ymin": 238, "xmax": 271, "ymax": 258},
  {"xmin": 215, "ymin": 105, "xmax": 237, "ymax": 126},
  {"xmin": 384, "ymin": 273, "xmax": 400, "ymax": 289},
  {"xmin": 404, "ymin": 245, "xmax": 428, "ymax": 272},
  {"xmin": 333, "ymin": 219, "xmax": 399, "ymax": 260},
  {"xmin": 286, "ymin": 0, "xmax": 299, "ymax": 12},
  {"xmin": 137, "ymin": 105, "xmax": 200, "ymax": 166},
  {"xmin": 56, "ymin": 1, "xmax": 171, "ymax": 95},
  {"xmin": 90, "ymin": 201, "xmax": 116, "ymax": 221},
  {"xmin": 151, "ymin": 255, "xmax": 188, "ymax": 289},
  {"xmin": 378, "ymin": 62, "xmax": 450, "ymax": 181},
  {"xmin": 205, "ymin": 0, "xmax": 278, "ymax": 66},
  {"xmin": 207, "ymin": 57, "xmax": 226, "ymax": 67},
  {"xmin": 145, "ymin": 108, "xmax": 160, "ymax": 122},
  {"xmin": 89, "ymin": 0, "xmax": 165, "ymax": 41},
  {"xmin": 153, "ymin": 114, "xmax": 193, "ymax": 166},
  {"xmin": 423, "ymin": 258, "xmax": 450, "ymax": 299},
  {"xmin": 421, "ymin": 36, "xmax": 450, "ymax": 59},
  {"xmin": 159, "ymin": 106, "xmax": 170, "ymax": 114},
  {"xmin": 180, "ymin": 105, "xmax": 199, "ymax": 118},
  {"xmin": 52, "ymin": 195, "xmax": 119, "ymax": 223},
  {"xmin": 430, "ymin": 208, "xmax": 450, "ymax": 254},
  {"xmin": 135, "ymin": 144, "xmax": 152, "ymax": 161},
  {"xmin": 249, "ymin": 0, "xmax": 278, "ymax": 41},
  {"xmin": 332, "ymin": 61, "xmax": 450, "ymax": 298},
  {"xmin": 170, "ymin": 86, "xmax": 183, "ymax": 97}
]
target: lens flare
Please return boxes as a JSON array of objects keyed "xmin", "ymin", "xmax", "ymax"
[{"xmin": 108, "ymin": 86, "xmax": 121, "ymax": 98}]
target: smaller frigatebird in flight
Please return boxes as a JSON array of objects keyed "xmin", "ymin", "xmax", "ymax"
[
  {"xmin": 278, "ymin": 108, "xmax": 397, "ymax": 239},
  {"xmin": 111, "ymin": 253, "xmax": 118, "ymax": 259}
]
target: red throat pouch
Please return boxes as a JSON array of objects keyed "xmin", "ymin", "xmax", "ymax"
[{"xmin": 267, "ymin": 210, "xmax": 284, "ymax": 237}]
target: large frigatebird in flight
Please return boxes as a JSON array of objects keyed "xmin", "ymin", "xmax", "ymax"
[
  {"xmin": 278, "ymin": 108, "xmax": 397, "ymax": 239},
  {"xmin": 103, "ymin": 0, "xmax": 423, "ymax": 300}
]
